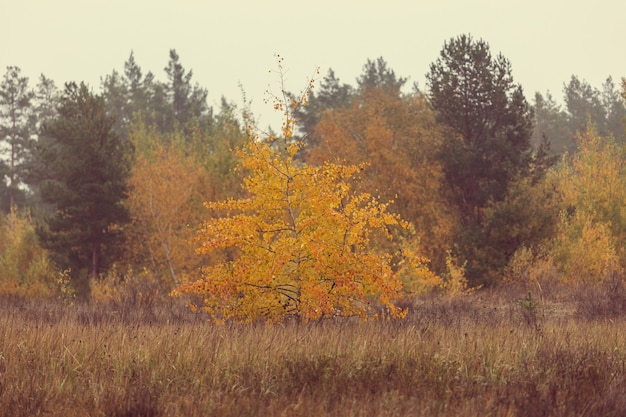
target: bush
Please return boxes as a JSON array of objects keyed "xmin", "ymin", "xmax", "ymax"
[{"xmin": 0, "ymin": 211, "xmax": 61, "ymax": 299}]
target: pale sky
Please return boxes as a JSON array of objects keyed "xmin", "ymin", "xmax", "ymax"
[{"xmin": 2, "ymin": 0, "xmax": 625, "ymax": 128}]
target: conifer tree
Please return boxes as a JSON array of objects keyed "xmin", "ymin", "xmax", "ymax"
[
  {"xmin": 0, "ymin": 66, "xmax": 34, "ymax": 211},
  {"xmin": 426, "ymin": 34, "xmax": 533, "ymax": 284},
  {"xmin": 29, "ymin": 82, "xmax": 130, "ymax": 293}
]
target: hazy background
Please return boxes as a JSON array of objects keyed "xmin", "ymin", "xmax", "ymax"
[{"xmin": 2, "ymin": 0, "xmax": 624, "ymax": 127}]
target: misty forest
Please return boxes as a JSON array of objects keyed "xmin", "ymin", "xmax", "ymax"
[{"xmin": 2, "ymin": 34, "xmax": 626, "ymax": 416}]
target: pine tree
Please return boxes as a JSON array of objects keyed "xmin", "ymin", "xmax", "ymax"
[
  {"xmin": 0, "ymin": 66, "xmax": 34, "ymax": 211},
  {"xmin": 29, "ymin": 82, "xmax": 131, "ymax": 294},
  {"xmin": 427, "ymin": 34, "xmax": 533, "ymax": 226},
  {"xmin": 426, "ymin": 34, "xmax": 534, "ymax": 285}
]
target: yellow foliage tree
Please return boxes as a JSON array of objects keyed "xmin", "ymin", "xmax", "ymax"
[
  {"xmin": 174, "ymin": 71, "xmax": 427, "ymax": 322},
  {"xmin": 0, "ymin": 210, "xmax": 60, "ymax": 298},
  {"xmin": 552, "ymin": 211, "xmax": 620, "ymax": 284},
  {"xmin": 548, "ymin": 126, "xmax": 626, "ymax": 282},
  {"xmin": 124, "ymin": 122, "xmax": 213, "ymax": 291}
]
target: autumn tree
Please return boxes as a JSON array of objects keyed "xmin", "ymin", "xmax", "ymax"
[
  {"xmin": 124, "ymin": 121, "xmax": 221, "ymax": 291},
  {"xmin": 308, "ymin": 86, "xmax": 454, "ymax": 274},
  {"xmin": 0, "ymin": 210, "xmax": 60, "ymax": 298},
  {"xmin": 174, "ymin": 68, "xmax": 426, "ymax": 322},
  {"xmin": 28, "ymin": 82, "xmax": 131, "ymax": 294},
  {"xmin": 120, "ymin": 98, "xmax": 247, "ymax": 295},
  {"xmin": 549, "ymin": 126, "xmax": 626, "ymax": 282},
  {"xmin": 127, "ymin": 141, "xmax": 205, "ymax": 288}
]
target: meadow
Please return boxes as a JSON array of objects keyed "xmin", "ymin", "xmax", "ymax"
[{"xmin": 1, "ymin": 281, "xmax": 626, "ymax": 417}]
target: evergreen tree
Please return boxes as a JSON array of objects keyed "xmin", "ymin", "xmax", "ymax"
[
  {"xmin": 562, "ymin": 75, "xmax": 626, "ymax": 144},
  {"xmin": 426, "ymin": 34, "xmax": 533, "ymax": 285},
  {"xmin": 293, "ymin": 68, "xmax": 354, "ymax": 147},
  {"xmin": 101, "ymin": 51, "xmax": 150, "ymax": 141},
  {"xmin": 101, "ymin": 69, "xmax": 128, "ymax": 138},
  {"xmin": 124, "ymin": 51, "xmax": 147, "ymax": 109},
  {"xmin": 564, "ymin": 75, "xmax": 606, "ymax": 137},
  {"xmin": 427, "ymin": 34, "xmax": 533, "ymax": 225},
  {"xmin": 0, "ymin": 66, "xmax": 34, "ymax": 211},
  {"xmin": 532, "ymin": 91, "xmax": 573, "ymax": 154},
  {"xmin": 601, "ymin": 76, "xmax": 626, "ymax": 143},
  {"xmin": 29, "ymin": 82, "xmax": 131, "ymax": 294},
  {"xmin": 357, "ymin": 57, "xmax": 407, "ymax": 94},
  {"xmin": 164, "ymin": 49, "xmax": 209, "ymax": 129},
  {"xmin": 33, "ymin": 74, "xmax": 60, "ymax": 126}
]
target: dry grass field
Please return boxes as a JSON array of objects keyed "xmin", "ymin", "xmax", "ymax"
[{"xmin": 2, "ymin": 282, "xmax": 626, "ymax": 416}]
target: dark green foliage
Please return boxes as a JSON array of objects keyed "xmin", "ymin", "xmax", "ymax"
[
  {"xmin": 426, "ymin": 34, "xmax": 534, "ymax": 285},
  {"xmin": 101, "ymin": 69, "xmax": 128, "ymax": 139},
  {"xmin": 164, "ymin": 49, "xmax": 209, "ymax": 128},
  {"xmin": 29, "ymin": 82, "xmax": 131, "ymax": 294},
  {"xmin": 532, "ymin": 91, "xmax": 574, "ymax": 154},
  {"xmin": 32, "ymin": 74, "xmax": 60, "ymax": 127},
  {"xmin": 357, "ymin": 56, "xmax": 407, "ymax": 94},
  {"xmin": 293, "ymin": 68, "xmax": 354, "ymax": 147},
  {"xmin": 427, "ymin": 34, "xmax": 533, "ymax": 222},
  {"xmin": 564, "ymin": 75, "xmax": 606, "ymax": 138},
  {"xmin": 564, "ymin": 75, "xmax": 626, "ymax": 143},
  {"xmin": 102, "ymin": 50, "xmax": 211, "ymax": 141},
  {"xmin": 601, "ymin": 76, "xmax": 626, "ymax": 143}
]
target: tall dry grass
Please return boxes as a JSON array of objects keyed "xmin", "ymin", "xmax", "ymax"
[{"xmin": 1, "ymin": 285, "xmax": 626, "ymax": 417}]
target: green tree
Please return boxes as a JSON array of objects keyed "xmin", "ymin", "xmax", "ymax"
[
  {"xmin": 102, "ymin": 51, "xmax": 154, "ymax": 140},
  {"xmin": 601, "ymin": 76, "xmax": 626, "ymax": 143},
  {"xmin": 0, "ymin": 66, "xmax": 34, "ymax": 211},
  {"xmin": 33, "ymin": 74, "xmax": 60, "ymax": 127},
  {"xmin": 29, "ymin": 82, "xmax": 131, "ymax": 294},
  {"xmin": 532, "ymin": 91, "xmax": 573, "ymax": 154},
  {"xmin": 357, "ymin": 57, "xmax": 407, "ymax": 94},
  {"xmin": 164, "ymin": 49, "xmax": 209, "ymax": 129},
  {"xmin": 564, "ymin": 75, "xmax": 605, "ymax": 137},
  {"xmin": 427, "ymin": 34, "xmax": 533, "ymax": 224},
  {"xmin": 101, "ymin": 69, "xmax": 128, "ymax": 138},
  {"xmin": 124, "ymin": 51, "xmax": 149, "ymax": 115},
  {"xmin": 188, "ymin": 99, "xmax": 248, "ymax": 199},
  {"xmin": 426, "ymin": 34, "xmax": 534, "ymax": 285}
]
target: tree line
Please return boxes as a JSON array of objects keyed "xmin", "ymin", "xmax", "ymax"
[{"xmin": 1, "ymin": 34, "xmax": 625, "ymax": 320}]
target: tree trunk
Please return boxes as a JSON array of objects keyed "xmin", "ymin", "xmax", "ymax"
[{"xmin": 92, "ymin": 239, "xmax": 100, "ymax": 281}]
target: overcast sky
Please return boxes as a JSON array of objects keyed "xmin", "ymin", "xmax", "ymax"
[{"xmin": 2, "ymin": 0, "xmax": 625, "ymax": 128}]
